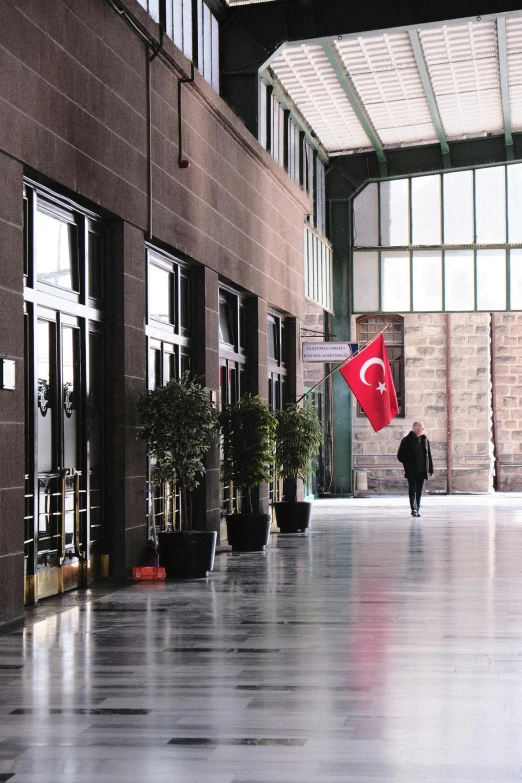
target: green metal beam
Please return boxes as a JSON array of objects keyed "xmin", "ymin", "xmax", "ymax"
[
  {"xmin": 322, "ymin": 42, "xmax": 387, "ymax": 173},
  {"xmin": 497, "ymin": 17, "xmax": 514, "ymax": 161},
  {"xmin": 408, "ymin": 30, "xmax": 450, "ymax": 168}
]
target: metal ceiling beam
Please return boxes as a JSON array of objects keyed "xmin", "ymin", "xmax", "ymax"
[
  {"xmin": 321, "ymin": 42, "xmax": 388, "ymax": 177},
  {"xmin": 408, "ymin": 30, "xmax": 451, "ymax": 169},
  {"xmin": 497, "ymin": 17, "xmax": 514, "ymax": 161}
]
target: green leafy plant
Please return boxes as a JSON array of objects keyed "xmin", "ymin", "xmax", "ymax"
[
  {"xmin": 135, "ymin": 373, "xmax": 218, "ymax": 531},
  {"xmin": 218, "ymin": 394, "xmax": 277, "ymax": 515},
  {"xmin": 275, "ymin": 402, "xmax": 323, "ymax": 503}
]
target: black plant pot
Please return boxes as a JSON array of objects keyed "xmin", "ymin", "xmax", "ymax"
[
  {"xmin": 226, "ymin": 513, "xmax": 271, "ymax": 552},
  {"xmin": 158, "ymin": 530, "xmax": 217, "ymax": 579},
  {"xmin": 273, "ymin": 501, "xmax": 312, "ymax": 533}
]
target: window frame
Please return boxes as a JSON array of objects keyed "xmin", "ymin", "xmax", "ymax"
[{"xmin": 356, "ymin": 315, "xmax": 405, "ymax": 418}]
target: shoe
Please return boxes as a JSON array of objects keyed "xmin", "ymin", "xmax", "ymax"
[
  {"xmin": 416, "ymin": 511, "xmax": 421, "ymax": 517},
  {"xmin": 411, "ymin": 510, "xmax": 417, "ymax": 517}
]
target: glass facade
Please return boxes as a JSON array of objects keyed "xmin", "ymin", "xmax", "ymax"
[{"xmin": 352, "ymin": 162, "xmax": 522, "ymax": 313}]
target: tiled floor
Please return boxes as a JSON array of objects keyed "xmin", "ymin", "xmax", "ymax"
[{"xmin": 2, "ymin": 494, "xmax": 522, "ymax": 781}]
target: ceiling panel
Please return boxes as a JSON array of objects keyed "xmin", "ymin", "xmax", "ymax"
[
  {"xmin": 419, "ymin": 20, "xmax": 503, "ymax": 138},
  {"xmin": 270, "ymin": 44, "xmax": 373, "ymax": 151}
]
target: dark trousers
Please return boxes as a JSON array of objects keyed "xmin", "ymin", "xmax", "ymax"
[{"xmin": 407, "ymin": 474, "xmax": 425, "ymax": 511}]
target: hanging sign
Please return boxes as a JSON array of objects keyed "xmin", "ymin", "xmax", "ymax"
[{"xmin": 302, "ymin": 342, "xmax": 358, "ymax": 362}]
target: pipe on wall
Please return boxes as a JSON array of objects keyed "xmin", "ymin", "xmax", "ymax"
[
  {"xmin": 445, "ymin": 312, "xmax": 452, "ymax": 494},
  {"xmin": 490, "ymin": 312, "xmax": 500, "ymax": 491}
]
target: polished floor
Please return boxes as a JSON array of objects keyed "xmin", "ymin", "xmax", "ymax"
[{"xmin": 2, "ymin": 495, "xmax": 522, "ymax": 782}]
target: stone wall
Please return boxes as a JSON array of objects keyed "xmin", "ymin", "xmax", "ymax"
[
  {"xmin": 352, "ymin": 312, "xmax": 494, "ymax": 495},
  {"xmin": 493, "ymin": 313, "xmax": 522, "ymax": 491}
]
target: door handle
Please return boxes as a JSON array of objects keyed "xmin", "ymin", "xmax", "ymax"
[
  {"xmin": 58, "ymin": 468, "xmax": 67, "ymax": 565},
  {"xmin": 57, "ymin": 468, "xmax": 83, "ymax": 562}
]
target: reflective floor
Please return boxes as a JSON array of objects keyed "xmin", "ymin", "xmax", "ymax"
[{"xmin": 2, "ymin": 495, "xmax": 522, "ymax": 782}]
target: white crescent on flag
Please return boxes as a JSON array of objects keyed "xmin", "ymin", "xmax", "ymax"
[{"xmin": 359, "ymin": 357, "xmax": 385, "ymax": 386}]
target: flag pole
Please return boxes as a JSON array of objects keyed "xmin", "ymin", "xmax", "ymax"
[{"xmin": 295, "ymin": 324, "xmax": 391, "ymax": 405}]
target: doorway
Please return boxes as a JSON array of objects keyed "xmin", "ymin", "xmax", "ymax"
[{"xmin": 24, "ymin": 182, "xmax": 109, "ymax": 602}]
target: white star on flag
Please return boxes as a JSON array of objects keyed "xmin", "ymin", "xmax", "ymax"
[{"xmin": 376, "ymin": 381, "xmax": 387, "ymax": 394}]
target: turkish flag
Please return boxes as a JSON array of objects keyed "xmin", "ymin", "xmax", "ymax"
[{"xmin": 339, "ymin": 334, "xmax": 399, "ymax": 432}]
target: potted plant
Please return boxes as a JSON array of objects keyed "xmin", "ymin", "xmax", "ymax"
[
  {"xmin": 136, "ymin": 373, "xmax": 218, "ymax": 578},
  {"xmin": 273, "ymin": 401, "xmax": 323, "ymax": 533},
  {"xmin": 218, "ymin": 394, "xmax": 277, "ymax": 552}
]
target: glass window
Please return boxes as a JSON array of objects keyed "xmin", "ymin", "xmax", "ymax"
[
  {"xmin": 510, "ymin": 250, "xmax": 522, "ymax": 309},
  {"xmin": 219, "ymin": 296, "xmax": 235, "ymax": 346},
  {"xmin": 88, "ymin": 230, "xmax": 104, "ymax": 300},
  {"xmin": 381, "ymin": 251, "xmax": 410, "ymax": 312},
  {"xmin": 180, "ymin": 273, "xmax": 190, "ymax": 332},
  {"xmin": 443, "ymin": 170, "xmax": 474, "ymax": 245},
  {"xmin": 411, "ymin": 175, "xmax": 441, "ymax": 245},
  {"xmin": 475, "ymin": 167, "xmax": 506, "ymax": 244},
  {"xmin": 35, "ymin": 208, "xmax": 78, "ymax": 291},
  {"xmin": 476, "ymin": 249, "xmax": 506, "ymax": 310},
  {"xmin": 444, "ymin": 250, "xmax": 475, "ymax": 311},
  {"xmin": 357, "ymin": 315, "xmax": 404, "ymax": 415},
  {"xmin": 380, "ymin": 179, "xmax": 409, "ymax": 246},
  {"xmin": 353, "ymin": 183, "xmax": 378, "ymax": 247},
  {"xmin": 268, "ymin": 317, "xmax": 279, "ymax": 361},
  {"xmin": 508, "ymin": 164, "xmax": 522, "ymax": 244},
  {"xmin": 412, "ymin": 251, "xmax": 443, "ymax": 311},
  {"xmin": 149, "ymin": 264, "xmax": 172, "ymax": 323},
  {"xmin": 353, "ymin": 251, "xmax": 379, "ymax": 312}
]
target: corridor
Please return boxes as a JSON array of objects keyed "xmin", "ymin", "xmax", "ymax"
[{"xmin": 2, "ymin": 495, "xmax": 522, "ymax": 782}]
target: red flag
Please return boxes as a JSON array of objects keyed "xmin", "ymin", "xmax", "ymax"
[{"xmin": 339, "ymin": 334, "xmax": 399, "ymax": 432}]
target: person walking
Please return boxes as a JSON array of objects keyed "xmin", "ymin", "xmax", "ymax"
[{"xmin": 397, "ymin": 421, "xmax": 433, "ymax": 517}]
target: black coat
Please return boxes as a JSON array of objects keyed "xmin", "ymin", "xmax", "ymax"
[{"xmin": 397, "ymin": 431, "xmax": 433, "ymax": 480}]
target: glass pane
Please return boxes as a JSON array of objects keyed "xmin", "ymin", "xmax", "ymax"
[
  {"xmin": 444, "ymin": 250, "xmax": 475, "ymax": 311},
  {"xmin": 203, "ymin": 4, "xmax": 212, "ymax": 81},
  {"xmin": 443, "ymin": 170, "xmax": 474, "ymax": 244},
  {"xmin": 381, "ymin": 251, "xmax": 410, "ymax": 312},
  {"xmin": 62, "ymin": 327, "xmax": 78, "ymax": 469},
  {"xmin": 353, "ymin": 183, "xmax": 378, "ymax": 247},
  {"xmin": 352, "ymin": 251, "xmax": 379, "ymax": 312},
  {"xmin": 239, "ymin": 304, "xmax": 245, "ymax": 350},
  {"xmin": 172, "ymin": 0, "xmax": 183, "ymax": 49},
  {"xmin": 37, "ymin": 320, "xmax": 53, "ymax": 473},
  {"xmin": 211, "ymin": 15, "xmax": 219, "ymax": 93},
  {"xmin": 182, "ymin": 0, "xmax": 192, "ymax": 60},
  {"xmin": 380, "ymin": 179, "xmax": 409, "ymax": 246},
  {"xmin": 197, "ymin": 0, "xmax": 203, "ymax": 75},
  {"xmin": 180, "ymin": 274, "xmax": 190, "ymax": 331},
  {"xmin": 411, "ymin": 175, "xmax": 441, "ymax": 245},
  {"xmin": 476, "ymin": 249, "xmax": 506, "ymax": 310},
  {"xmin": 268, "ymin": 319, "xmax": 278, "ymax": 360},
  {"xmin": 476, "ymin": 166, "xmax": 506, "ymax": 243},
  {"xmin": 510, "ymin": 250, "xmax": 522, "ymax": 310},
  {"xmin": 219, "ymin": 298, "xmax": 234, "ymax": 345},
  {"xmin": 88, "ymin": 231, "xmax": 104, "ymax": 300},
  {"xmin": 149, "ymin": 347, "xmax": 161, "ymax": 390},
  {"xmin": 508, "ymin": 164, "xmax": 522, "ymax": 243},
  {"xmin": 181, "ymin": 352, "xmax": 190, "ymax": 376},
  {"xmin": 36, "ymin": 209, "xmax": 78, "ymax": 290},
  {"xmin": 89, "ymin": 331, "xmax": 104, "ymax": 472},
  {"xmin": 412, "ymin": 251, "xmax": 442, "ymax": 311},
  {"xmin": 149, "ymin": 264, "xmax": 172, "ymax": 323}
]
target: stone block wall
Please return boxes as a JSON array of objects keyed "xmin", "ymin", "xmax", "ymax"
[
  {"xmin": 493, "ymin": 313, "xmax": 522, "ymax": 491},
  {"xmin": 352, "ymin": 312, "xmax": 493, "ymax": 495}
]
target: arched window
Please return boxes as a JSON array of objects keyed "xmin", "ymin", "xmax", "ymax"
[{"xmin": 356, "ymin": 315, "xmax": 404, "ymax": 416}]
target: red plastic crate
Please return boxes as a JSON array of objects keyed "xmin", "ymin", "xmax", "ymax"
[
  {"xmin": 154, "ymin": 567, "xmax": 166, "ymax": 580},
  {"xmin": 132, "ymin": 566, "xmax": 155, "ymax": 581}
]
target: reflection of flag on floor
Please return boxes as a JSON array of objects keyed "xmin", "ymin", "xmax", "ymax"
[{"xmin": 339, "ymin": 334, "xmax": 399, "ymax": 432}]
